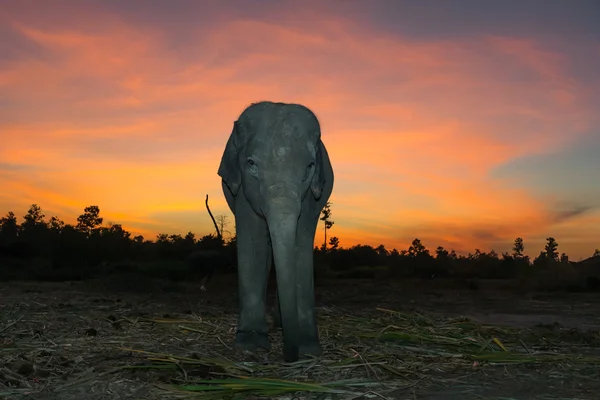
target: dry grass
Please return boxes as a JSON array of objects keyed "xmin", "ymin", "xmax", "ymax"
[{"xmin": 1, "ymin": 276, "xmax": 600, "ymax": 399}]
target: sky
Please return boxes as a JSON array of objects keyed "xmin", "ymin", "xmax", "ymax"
[{"xmin": 1, "ymin": 0, "xmax": 599, "ymax": 260}]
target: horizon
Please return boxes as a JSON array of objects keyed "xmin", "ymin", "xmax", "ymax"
[
  {"xmin": 1, "ymin": 1, "xmax": 599, "ymax": 260},
  {"xmin": 0, "ymin": 202, "xmax": 596, "ymax": 262}
]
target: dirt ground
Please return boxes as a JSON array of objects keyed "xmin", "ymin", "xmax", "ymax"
[{"xmin": 2, "ymin": 275, "xmax": 600, "ymax": 399}]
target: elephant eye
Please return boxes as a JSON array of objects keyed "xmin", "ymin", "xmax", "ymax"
[
  {"xmin": 303, "ymin": 162, "xmax": 315, "ymax": 181},
  {"xmin": 246, "ymin": 158, "xmax": 258, "ymax": 175}
]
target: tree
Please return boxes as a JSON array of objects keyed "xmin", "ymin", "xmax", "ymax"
[
  {"xmin": 0, "ymin": 211, "xmax": 19, "ymax": 241},
  {"xmin": 48, "ymin": 216, "xmax": 65, "ymax": 232},
  {"xmin": 19, "ymin": 204, "xmax": 49, "ymax": 255},
  {"xmin": 155, "ymin": 233, "xmax": 172, "ymax": 258},
  {"xmin": 403, "ymin": 238, "xmax": 437, "ymax": 278},
  {"xmin": 105, "ymin": 223, "xmax": 131, "ymax": 241},
  {"xmin": 512, "ymin": 237, "xmax": 525, "ymax": 259},
  {"xmin": 169, "ymin": 234, "xmax": 184, "ymax": 244},
  {"xmin": 408, "ymin": 238, "xmax": 429, "ymax": 257},
  {"xmin": 3, "ymin": 199, "xmax": 592, "ymax": 285},
  {"xmin": 435, "ymin": 246, "xmax": 449, "ymax": 260},
  {"xmin": 328, "ymin": 236, "xmax": 340, "ymax": 250},
  {"xmin": 184, "ymin": 231, "xmax": 196, "ymax": 245},
  {"xmin": 156, "ymin": 233, "xmax": 169, "ymax": 243},
  {"xmin": 21, "ymin": 204, "xmax": 46, "ymax": 231},
  {"xmin": 76, "ymin": 206, "xmax": 103, "ymax": 236},
  {"xmin": 197, "ymin": 234, "xmax": 223, "ymax": 250},
  {"xmin": 375, "ymin": 244, "xmax": 388, "ymax": 257},
  {"xmin": 469, "ymin": 249, "xmax": 483, "ymax": 260},
  {"xmin": 544, "ymin": 237, "xmax": 559, "ymax": 262},
  {"xmin": 92, "ymin": 223, "xmax": 132, "ymax": 263},
  {"xmin": 215, "ymin": 214, "xmax": 231, "ymax": 238},
  {"xmin": 434, "ymin": 246, "xmax": 452, "ymax": 275},
  {"xmin": 319, "ymin": 201, "xmax": 334, "ymax": 250},
  {"xmin": 533, "ymin": 251, "xmax": 548, "ymax": 267}
]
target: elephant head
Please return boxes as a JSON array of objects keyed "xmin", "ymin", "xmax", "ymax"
[
  {"xmin": 218, "ymin": 101, "xmax": 327, "ymax": 361},
  {"xmin": 218, "ymin": 102, "xmax": 326, "ymax": 210}
]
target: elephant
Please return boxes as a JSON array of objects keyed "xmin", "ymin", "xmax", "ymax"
[{"xmin": 217, "ymin": 101, "xmax": 334, "ymax": 362}]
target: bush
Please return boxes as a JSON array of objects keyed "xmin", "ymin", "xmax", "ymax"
[
  {"xmin": 334, "ymin": 265, "xmax": 389, "ymax": 280},
  {"xmin": 522, "ymin": 262, "xmax": 582, "ymax": 292},
  {"xmin": 0, "ymin": 257, "xmax": 96, "ymax": 281},
  {"xmin": 138, "ymin": 259, "xmax": 189, "ymax": 281},
  {"xmin": 336, "ymin": 268, "xmax": 374, "ymax": 279}
]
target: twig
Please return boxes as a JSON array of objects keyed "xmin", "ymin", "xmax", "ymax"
[{"xmin": 205, "ymin": 194, "xmax": 222, "ymax": 241}]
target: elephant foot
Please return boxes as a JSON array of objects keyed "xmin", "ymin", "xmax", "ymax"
[
  {"xmin": 299, "ymin": 340, "xmax": 322, "ymax": 357},
  {"xmin": 234, "ymin": 330, "xmax": 271, "ymax": 352}
]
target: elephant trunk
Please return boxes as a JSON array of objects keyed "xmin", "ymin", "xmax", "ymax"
[{"xmin": 265, "ymin": 206, "xmax": 300, "ymax": 362}]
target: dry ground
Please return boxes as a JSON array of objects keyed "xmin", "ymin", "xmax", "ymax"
[{"xmin": 1, "ymin": 275, "xmax": 600, "ymax": 400}]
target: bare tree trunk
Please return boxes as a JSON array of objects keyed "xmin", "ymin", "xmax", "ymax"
[{"xmin": 205, "ymin": 194, "xmax": 222, "ymax": 241}]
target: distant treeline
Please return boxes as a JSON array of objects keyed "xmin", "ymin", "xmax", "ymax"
[{"xmin": 1, "ymin": 204, "xmax": 599, "ymax": 291}]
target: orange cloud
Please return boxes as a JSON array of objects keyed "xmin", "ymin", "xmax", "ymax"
[{"xmin": 1, "ymin": 4, "xmax": 598, "ymax": 259}]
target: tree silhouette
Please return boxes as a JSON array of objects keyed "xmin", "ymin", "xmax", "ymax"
[
  {"xmin": 375, "ymin": 244, "xmax": 388, "ymax": 257},
  {"xmin": 435, "ymin": 246, "xmax": 449, "ymax": 260},
  {"xmin": 48, "ymin": 216, "xmax": 65, "ymax": 231},
  {"xmin": 408, "ymin": 238, "xmax": 429, "ymax": 257},
  {"xmin": 22, "ymin": 204, "xmax": 45, "ymax": 230},
  {"xmin": 512, "ymin": 237, "xmax": 525, "ymax": 259},
  {"xmin": 93, "ymin": 223, "xmax": 132, "ymax": 262},
  {"xmin": 76, "ymin": 206, "xmax": 103, "ymax": 236},
  {"xmin": 544, "ymin": 237, "xmax": 559, "ymax": 262},
  {"xmin": 319, "ymin": 201, "xmax": 334, "ymax": 250},
  {"xmin": 19, "ymin": 204, "xmax": 50, "ymax": 256},
  {"xmin": 1, "ymin": 202, "xmax": 598, "ymax": 291},
  {"xmin": 184, "ymin": 231, "xmax": 196, "ymax": 243},
  {"xmin": 0, "ymin": 211, "xmax": 19, "ymax": 242},
  {"xmin": 328, "ymin": 236, "xmax": 340, "ymax": 250},
  {"xmin": 215, "ymin": 215, "xmax": 231, "ymax": 238}
]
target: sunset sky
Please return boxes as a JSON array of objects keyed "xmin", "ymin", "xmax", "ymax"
[{"xmin": 1, "ymin": 0, "xmax": 599, "ymax": 260}]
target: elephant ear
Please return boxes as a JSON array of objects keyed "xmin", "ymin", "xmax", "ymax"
[
  {"xmin": 310, "ymin": 140, "xmax": 326, "ymax": 200},
  {"xmin": 217, "ymin": 121, "xmax": 242, "ymax": 196}
]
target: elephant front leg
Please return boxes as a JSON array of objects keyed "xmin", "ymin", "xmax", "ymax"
[
  {"xmin": 294, "ymin": 212, "xmax": 322, "ymax": 357},
  {"xmin": 234, "ymin": 198, "xmax": 272, "ymax": 353},
  {"xmin": 294, "ymin": 243, "xmax": 321, "ymax": 356},
  {"xmin": 272, "ymin": 218, "xmax": 321, "ymax": 357}
]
